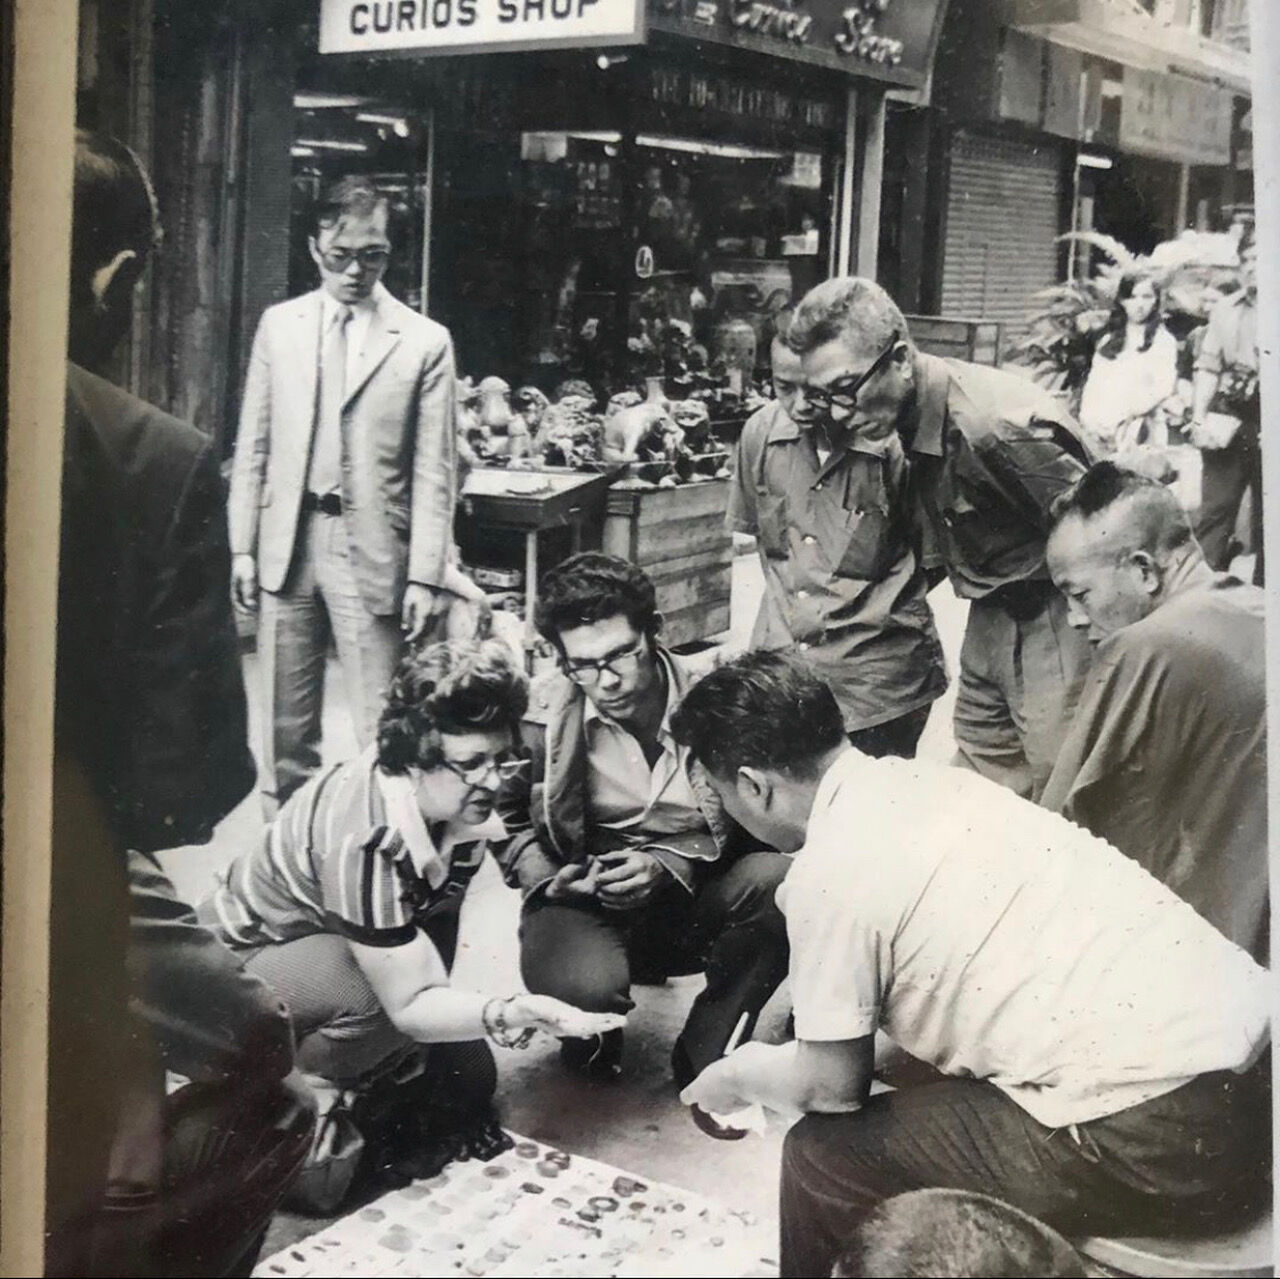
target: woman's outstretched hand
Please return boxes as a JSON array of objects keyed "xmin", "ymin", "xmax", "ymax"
[{"xmin": 505, "ymin": 994, "xmax": 626, "ymax": 1040}]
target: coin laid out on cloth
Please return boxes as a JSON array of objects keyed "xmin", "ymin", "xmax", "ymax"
[{"xmin": 254, "ymin": 1131, "xmax": 777, "ymax": 1278}]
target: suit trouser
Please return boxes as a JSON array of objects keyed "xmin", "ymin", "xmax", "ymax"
[
  {"xmin": 779, "ymin": 1060, "xmax": 1270, "ymax": 1279},
  {"xmin": 1196, "ymin": 439, "xmax": 1263, "ymax": 580},
  {"xmin": 258, "ymin": 511, "xmax": 403, "ymax": 812},
  {"xmin": 519, "ymin": 851, "xmax": 792, "ymax": 1085},
  {"xmin": 952, "ymin": 591, "xmax": 1091, "ymax": 801},
  {"xmin": 81, "ymin": 853, "xmax": 317, "ymax": 1279},
  {"xmin": 848, "ymin": 706, "xmax": 932, "ymax": 760}
]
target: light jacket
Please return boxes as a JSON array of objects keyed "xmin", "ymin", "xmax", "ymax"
[
  {"xmin": 496, "ymin": 646, "xmax": 755, "ymax": 898},
  {"xmin": 228, "ymin": 283, "xmax": 457, "ymax": 615}
]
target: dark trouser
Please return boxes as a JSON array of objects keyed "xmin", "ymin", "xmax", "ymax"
[
  {"xmin": 779, "ymin": 1063, "xmax": 1270, "ymax": 1279},
  {"xmin": 1196, "ymin": 440, "xmax": 1263, "ymax": 582},
  {"xmin": 953, "ymin": 589, "xmax": 1091, "ymax": 801},
  {"xmin": 520, "ymin": 851, "xmax": 792, "ymax": 1085},
  {"xmin": 237, "ymin": 902, "xmax": 494, "ymax": 1100},
  {"xmin": 45, "ymin": 763, "xmax": 133, "ymax": 1278},
  {"xmin": 848, "ymin": 706, "xmax": 932, "ymax": 760},
  {"xmin": 90, "ymin": 1077, "xmax": 315, "ymax": 1278}
]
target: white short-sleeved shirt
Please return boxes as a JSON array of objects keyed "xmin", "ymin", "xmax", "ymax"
[{"xmin": 779, "ymin": 750, "xmax": 1270, "ymax": 1129}]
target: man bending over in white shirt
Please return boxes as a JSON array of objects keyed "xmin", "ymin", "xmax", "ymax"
[{"xmin": 671, "ymin": 651, "xmax": 1270, "ymax": 1279}]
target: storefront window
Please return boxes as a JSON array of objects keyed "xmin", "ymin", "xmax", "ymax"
[
  {"xmin": 286, "ymin": 63, "xmax": 840, "ymax": 419},
  {"xmin": 505, "ymin": 131, "xmax": 829, "ymax": 404},
  {"xmin": 631, "ymin": 136, "xmax": 827, "ymax": 396},
  {"xmin": 515, "ymin": 130, "xmax": 626, "ymax": 393}
]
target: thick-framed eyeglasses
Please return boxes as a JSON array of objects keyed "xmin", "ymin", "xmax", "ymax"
[
  {"xmin": 317, "ymin": 245, "xmax": 390, "ymax": 272},
  {"xmin": 561, "ymin": 642, "xmax": 646, "ymax": 687},
  {"xmin": 438, "ymin": 754, "xmax": 528, "ymax": 786},
  {"xmin": 799, "ymin": 329, "xmax": 902, "ymax": 418}
]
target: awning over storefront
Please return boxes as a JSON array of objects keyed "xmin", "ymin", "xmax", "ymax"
[{"xmin": 1002, "ymin": 0, "xmax": 1250, "ymax": 94}]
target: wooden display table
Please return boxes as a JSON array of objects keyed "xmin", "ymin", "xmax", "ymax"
[{"xmin": 460, "ymin": 465, "xmax": 621, "ymax": 642}]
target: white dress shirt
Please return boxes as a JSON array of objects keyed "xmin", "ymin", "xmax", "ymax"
[{"xmin": 780, "ymin": 748, "xmax": 1270, "ymax": 1128}]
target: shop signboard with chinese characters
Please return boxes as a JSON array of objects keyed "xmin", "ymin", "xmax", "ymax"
[
  {"xmin": 1119, "ymin": 67, "xmax": 1233, "ymax": 167},
  {"xmin": 648, "ymin": 0, "xmax": 950, "ymax": 89},
  {"xmin": 319, "ymin": 0, "xmax": 645, "ymax": 56}
]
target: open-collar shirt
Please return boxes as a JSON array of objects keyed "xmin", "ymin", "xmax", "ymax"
[
  {"xmin": 583, "ymin": 648, "xmax": 703, "ymax": 838},
  {"xmin": 780, "ymin": 748, "xmax": 1270, "ymax": 1128},
  {"xmin": 729, "ymin": 400, "xmax": 946, "ymax": 732},
  {"xmin": 205, "ymin": 746, "xmax": 504, "ymax": 951}
]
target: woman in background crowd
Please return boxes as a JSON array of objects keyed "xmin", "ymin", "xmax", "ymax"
[{"xmin": 1078, "ymin": 272, "xmax": 1178, "ymax": 457}]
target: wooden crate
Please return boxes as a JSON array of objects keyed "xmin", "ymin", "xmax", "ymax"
[
  {"xmin": 602, "ymin": 480, "xmax": 733, "ymax": 648},
  {"xmin": 906, "ymin": 314, "xmax": 1003, "ymax": 366}
]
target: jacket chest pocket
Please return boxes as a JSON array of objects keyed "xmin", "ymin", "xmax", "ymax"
[
  {"xmin": 833, "ymin": 503, "xmax": 893, "ymax": 580},
  {"xmin": 756, "ymin": 492, "xmax": 790, "ymax": 560}
]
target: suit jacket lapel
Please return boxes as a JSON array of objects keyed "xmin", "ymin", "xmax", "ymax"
[
  {"xmin": 344, "ymin": 288, "xmax": 403, "ymax": 408},
  {"xmin": 295, "ymin": 291, "xmax": 324, "ymax": 435}
]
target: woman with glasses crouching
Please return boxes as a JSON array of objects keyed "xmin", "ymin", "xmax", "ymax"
[{"xmin": 200, "ymin": 639, "xmax": 622, "ymax": 1210}]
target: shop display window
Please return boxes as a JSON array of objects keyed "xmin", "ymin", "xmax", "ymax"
[
  {"xmin": 628, "ymin": 136, "xmax": 828, "ymax": 405},
  {"xmin": 515, "ymin": 131, "xmax": 626, "ymax": 394},
  {"xmin": 508, "ymin": 130, "xmax": 829, "ymax": 411},
  {"xmin": 285, "ymin": 81, "xmax": 836, "ymax": 424}
]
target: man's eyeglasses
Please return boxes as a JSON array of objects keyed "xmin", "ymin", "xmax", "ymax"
[
  {"xmin": 561, "ymin": 642, "xmax": 645, "ymax": 687},
  {"xmin": 438, "ymin": 754, "xmax": 528, "ymax": 786},
  {"xmin": 798, "ymin": 329, "xmax": 902, "ymax": 419},
  {"xmin": 317, "ymin": 246, "xmax": 390, "ymax": 272}
]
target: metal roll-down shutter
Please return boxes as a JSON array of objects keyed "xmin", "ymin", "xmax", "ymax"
[{"xmin": 940, "ymin": 130, "xmax": 1063, "ymax": 334}]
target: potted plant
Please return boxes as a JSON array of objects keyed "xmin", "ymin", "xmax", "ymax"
[{"xmin": 1008, "ymin": 229, "xmax": 1242, "ymax": 415}]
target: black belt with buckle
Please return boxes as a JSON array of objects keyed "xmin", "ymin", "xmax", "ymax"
[{"xmin": 302, "ymin": 491, "xmax": 342, "ymax": 516}]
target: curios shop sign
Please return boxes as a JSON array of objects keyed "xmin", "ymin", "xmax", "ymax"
[
  {"xmin": 319, "ymin": 0, "xmax": 645, "ymax": 56},
  {"xmin": 649, "ymin": 0, "xmax": 949, "ymax": 88}
]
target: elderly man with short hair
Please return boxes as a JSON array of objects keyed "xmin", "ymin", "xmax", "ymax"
[
  {"xmin": 728, "ymin": 310, "xmax": 947, "ymax": 760},
  {"xmin": 786, "ymin": 278, "xmax": 1094, "ymax": 799},
  {"xmin": 1042, "ymin": 460, "xmax": 1268, "ymax": 962}
]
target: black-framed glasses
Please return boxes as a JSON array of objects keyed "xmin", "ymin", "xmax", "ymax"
[
  {"xmin": 317, "ymin": 245, "xmax": 390, "ymax": 272},
  {"xmin": 797, "ymin": 329, "xmax": 902, "ymax": 419},
  {"xmin": 438, "ymin": 753, "xmax": 528, "ymax": 786},
  {"xmin": 561, "ymin": 642, "xmax": 646, "ymax": 687}
]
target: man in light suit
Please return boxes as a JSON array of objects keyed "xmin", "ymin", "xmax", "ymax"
[{"xmin": 229, "ymin": 175, "xmax": 459, "ymax": 813}]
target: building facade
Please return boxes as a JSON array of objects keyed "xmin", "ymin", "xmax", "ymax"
[
  {"xmin": 922, "ymin": 0, "xmax": 1252, "ymax": 332},
  {"xmin": 76, "ymin": 0, "xmax": 955, "ymax": 449}
]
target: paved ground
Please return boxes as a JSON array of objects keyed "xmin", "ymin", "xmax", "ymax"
[{"xmin": 158, "ymin": 550, "xmax": 971, "ymax": 1255}]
